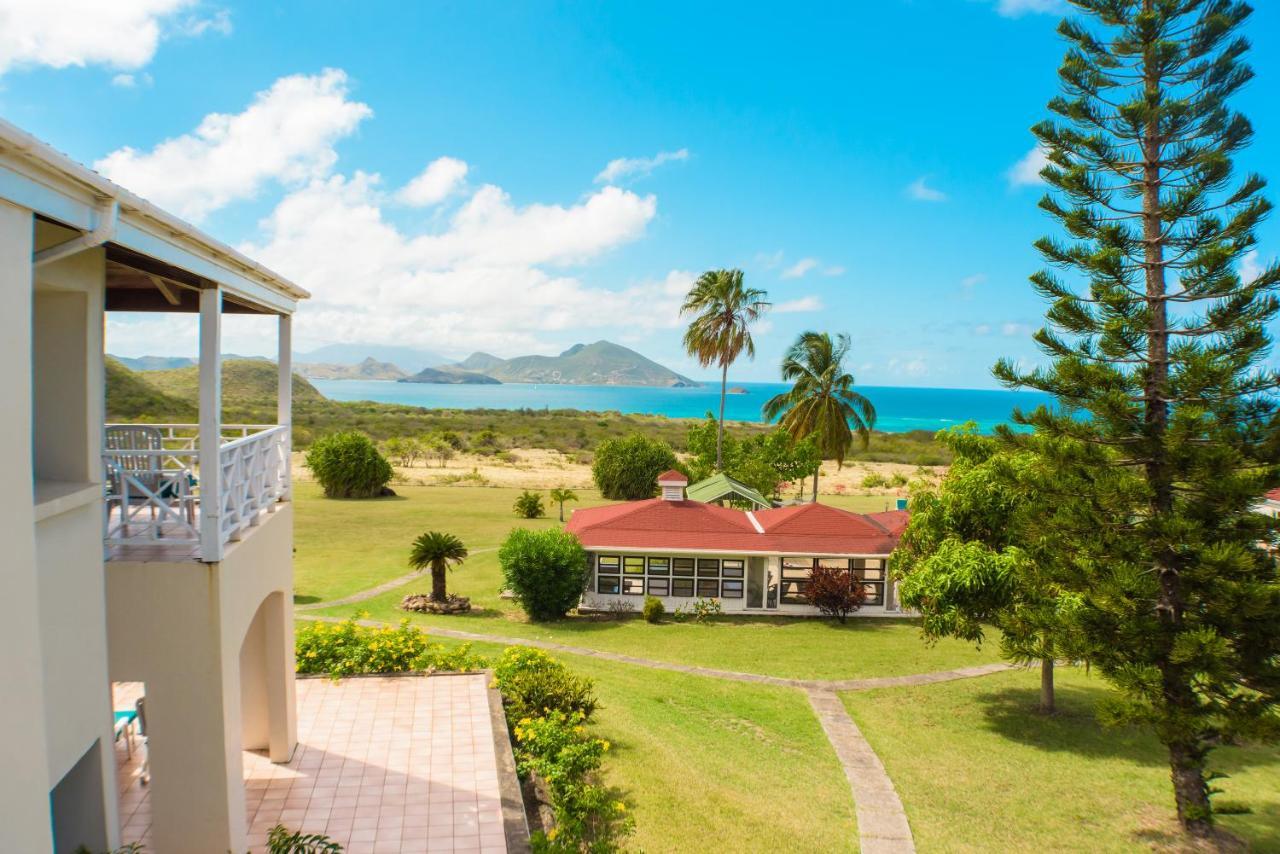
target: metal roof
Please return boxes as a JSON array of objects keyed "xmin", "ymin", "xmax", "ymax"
[{"xmin": 684, "ymin": 473, "xmax": 773, "ymax": 510}]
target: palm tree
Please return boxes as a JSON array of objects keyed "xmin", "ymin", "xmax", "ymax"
[
  {"xmin": 681, "ymin": 269, "xmax": 770, "ymax": 469},
  {"xmin": 549, "ymin": 487, "xmax": 578, "ymax": 522},
  {"xmin": 763, "ymin": 332, "xmax": 876, "ymax": 501},
  {"xmin": 408, "ymin": 531, "xmax": 469, "ymax": 602}
]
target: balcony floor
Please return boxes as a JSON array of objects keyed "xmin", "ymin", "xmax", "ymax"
[{"xmin": 113, "ymin": 675, "xmax": 511, "ymax": 853}]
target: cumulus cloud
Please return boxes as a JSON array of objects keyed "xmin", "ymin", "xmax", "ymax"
[
  {"xmin": 1240, "ymin": 249, "xmax": 1276, "ymax": 284},
  {"xmin": 95, "ymin": 68, "xmax": 372, "ymax": 222},
  {"xmin": 774, "ymin": 296, "xmax": 823, "ymax": 313},
  {"xmin": 0, "ymin": 0, "xmax": 228, "ymax": 75},
  {"xmin": 906, "ymin": 176, "xmax": 947, "ymax": 202},
  {"xmin": 595, "ymin": 148, "xmax": 689, "ymax": 184},
  {"xmin": 992, "ymin": 0, "xmax": 1063, "ymax": 16},
  {"xmin": 1008, "ymin": 144, "xmax": 1049, "ymax": 188},
  {"xmin": 396, "ymin": 157, "xmax": 469, "ymax": 207}
]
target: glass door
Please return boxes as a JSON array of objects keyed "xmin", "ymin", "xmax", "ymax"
[{"xmin": 747, "ymin": 558, "xmax": 777, "ymax": 609}]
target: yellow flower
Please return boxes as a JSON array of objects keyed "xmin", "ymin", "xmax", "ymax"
[
  {"xmin": 601, "ymin": 740, "xmax": 611, "ymax": 751},
  {"xmin": 615, "ymin": 802, "xmax": 627, "ymax": 812},
  {"xmin": 547, "ymin": 828, "xmax": 559, "ymax": 841},
  {"xmin": 519, "ymin": 717, "xmax": 532, "ymax": 726}
]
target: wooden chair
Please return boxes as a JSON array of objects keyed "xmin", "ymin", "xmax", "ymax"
[{"xmin": 104, "ymin": 425, "xmax": 194, "ymax": 536}]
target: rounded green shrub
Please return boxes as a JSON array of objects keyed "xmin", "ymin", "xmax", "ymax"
[
  {"xmin": 304, "ymin": 431, "xmax": 393, "ymax": 498},
  {"xmin": 493, "ymin": 646, "xmax": 598, "ymax": 720},
  {"xmin": 513, "ymin": 490, "xmax": 545, "ymax": 519},
  {"xmin": 499, "ymin": 528, "xmax": 588, "ymax": 621},
  {"xmin": 642, "ymin": 595, "xmax": 664, "ymax": 623},
  {"xmin": 591, "ymin": 434, "xmax": 679, "ymax": 500}
]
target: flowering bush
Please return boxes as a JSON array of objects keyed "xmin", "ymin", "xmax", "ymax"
[
  {"xmin": 295, "ymin": 615, "xmax": 486, "ymax": 678},
  {"xmin": 673, "ymin": 597, "xmax": 722, "ymax": 623},
  {"xmin": 493, "ymin": 646, "xmax": 597, "ymax": 721}
]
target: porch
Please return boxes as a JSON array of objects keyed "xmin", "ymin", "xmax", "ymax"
[{"xmin": 114, "ymin": 675, "xmax": 515, "ymax": 854}]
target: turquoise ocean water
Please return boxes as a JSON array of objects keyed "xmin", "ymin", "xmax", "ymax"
[{"xmin": 310, "ymin": 379, "xmax": 1055, "ymax": 434}]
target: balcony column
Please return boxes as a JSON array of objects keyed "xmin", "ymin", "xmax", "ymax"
[
  {"xmin": 277, "ymin": 313, "xmax": 292, "ymax": 500},
  {"xmin": 199, "ymin": 286, "xmax": 223, "ymax": 562}
]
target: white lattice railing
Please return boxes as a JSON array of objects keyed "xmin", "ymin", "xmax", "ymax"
[{"xmin": 103, "ymin": 423, "xmax": 289, "ymax": 556}]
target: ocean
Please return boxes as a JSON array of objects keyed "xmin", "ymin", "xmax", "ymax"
[{"xmin": 310, "ymin": 379, "xmax": 1055, "ymax": 434}]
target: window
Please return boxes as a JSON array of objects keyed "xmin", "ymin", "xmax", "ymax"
[
  {"xmin": 697, "ymin": 578, "xmax": 720, "ymax": 597},
  {"xmin": 697, "ymin": 559, "xmax": 720, "ymax": 576},
  {"xmin": 721, "ymin": 579, "xmax": 744, "ymax": 598},
  {"xmin": 853, "ymin": 559, "xmax": 886, "ymax": 606},
  {"xmin": 647, "ymin": 577, "xmax": 670, "ymax": 596},
  {"xmin": 623, "ymin": 576, "xmax": 645, "ymax": 595},
  {"xmin": 673, "ymin": 558, "xmax": 695, "ymax": 577},
  {"xmin": 596, "ymin": 555, "xmax": 621, "ymax": 595},
  {"xmin": 781, "ymin": 557, "xmax": 814, "ymax": 605},
  {"xmin": 623, "ymin": 556, "xmax": 645, "ymax": 574},
  {"xmin": 672, "ymin": 578, "xmax": 694, "ymax": 597},
  {"xmin": 647, "ymin": 557, "xmax": 671, "ymax": 575},
  {"xmin": 722, "ymin": 559, "xmax": 745, "ymax": 578},
  {"xmin": 817, "ymin": 558, "xmax": 850, "ymax": 571}
]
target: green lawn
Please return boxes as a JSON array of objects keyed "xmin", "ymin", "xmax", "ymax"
[
  {"xmin": 300, "ymin": 482, "xmax": 999, "ymax": 680},
  {"xmin": 841, "ymin": 667, "xmax": 1280, "ymax": 852}
]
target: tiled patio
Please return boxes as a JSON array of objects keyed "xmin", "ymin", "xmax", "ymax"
[{"xmin": 114, "ymin": 674, "xmax": 511, "ymax": 853}]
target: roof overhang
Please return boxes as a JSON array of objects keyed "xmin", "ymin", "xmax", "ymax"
[{"xmin": 0, "ymin": 118, "xmax": 308, "ymax": 316}]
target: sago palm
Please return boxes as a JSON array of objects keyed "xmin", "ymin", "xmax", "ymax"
[
  {"xmin": 408, "ymin": 531, "xmax": 469, "ymax": 603},
  {"xmin": 681, "ymin": 269, "xmax": 770, "ymax": 470},
  {"xmin": 763, "ymin": 331, "xmax": 876, "ymax": 500},
  {"xmin": 549, "ymin": 487, "xmax": 578, "ymax": 523}
]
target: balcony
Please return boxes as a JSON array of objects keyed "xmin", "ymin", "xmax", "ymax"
[{"xmin": 103, "ymin": 423, "xmax": 290, "ymax": 562}]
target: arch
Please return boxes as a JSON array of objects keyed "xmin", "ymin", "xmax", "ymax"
[{"xmin": 238, "ymin": 590, "xmax": 295, "ymax": 761}]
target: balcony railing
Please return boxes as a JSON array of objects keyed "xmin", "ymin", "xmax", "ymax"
[{"xmin": 103, "ymin": 423, "xmax": 290, "ymax": 559}]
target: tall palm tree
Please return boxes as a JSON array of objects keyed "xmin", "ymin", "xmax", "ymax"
[
  {"xmin": 681, "ymin": 269, "xmax": 770, "ymax": 469},
  {"xmin": 409, "ymin": 531, "xmax": 469, "ymax": 602},
  {"xmin": 763, "ymin": 332, "xmax": 876, "ymax": 501},
  {"xmin": 549, "ymin": 487, "xmax": 578, "ymax": 522}
]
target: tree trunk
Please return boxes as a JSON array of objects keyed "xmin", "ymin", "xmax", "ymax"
[
  {"xmin": 1170, "ymin": 741, "xmax": 1213, "ymax": 832},
  {"xmin": 558, "ymin": 501, "xmax": 565, "ymax": 523},
  {"xmin": 1039, "ymin": 658, "xmax": 1055, "ymax": 714},
  {"xmin": 716, "ymin": 362, "xmax": 728, "ymax": 470},
  {"xmin": 811, "ymin": 464, "xmax": 819, "ymax": 502},
  {"xmin": 431, "ymin": 563, "xmax": 447, "ymax": 602}
]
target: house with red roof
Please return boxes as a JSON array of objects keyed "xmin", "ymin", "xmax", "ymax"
[{"xmin": 566, "ymin": 471, "xmax": 908, "ymax": 616}]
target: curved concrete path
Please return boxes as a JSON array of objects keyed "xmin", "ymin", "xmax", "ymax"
[{"xmin": 298, "ymin": 612, "xmax": 1016, "ymax": 853}]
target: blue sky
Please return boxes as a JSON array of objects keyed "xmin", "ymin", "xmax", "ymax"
[{"xmin": 2, "ymin": 0, "xmax": 1277, "ymax": 388}]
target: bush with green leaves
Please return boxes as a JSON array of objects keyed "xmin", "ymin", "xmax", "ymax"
[
  {"xmin": 499, "ymin": 528, "xmax": 589, "ymax": 621},
  {"xmin": 590, "ymin": 434, "xmax": 679, "ymax": 500},
  {"xmin": 267, "ymin": 825, "xmax": 343, "ymax": 853},
  {"xmin": 642, "ymin": 595, "xmax": 664, "ymax": 623},
  {"xmin": 304, "ymin": 431, "xmax": 393, "ymax": 498},
  {"xmin": 514, "ymin": 490, "xmax": 546, "ymax": 519},
  {"xmin": 673, "ymin": 597, "xmax": 722, "ymax": 623},
  {"xmin": 494, "ymin": 646, "xmax": 599, "ymax": 721},
  {"xmin": 295, "ymin": 615, "xmax": 485, "ymax": 678}
]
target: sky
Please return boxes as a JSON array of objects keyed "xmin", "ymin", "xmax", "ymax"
[{"xmin": 2, "ymin": 0, "xmax": 1277, "ymax": 389}]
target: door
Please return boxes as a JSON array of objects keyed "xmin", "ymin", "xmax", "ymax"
[{"xmin": 747, "ymin": 557, "xmax": 777, "ymax": 609}]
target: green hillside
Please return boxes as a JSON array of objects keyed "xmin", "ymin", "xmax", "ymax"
[
  {"xmin": 108, "ymin": 358, "xmax": 322, "ymax": 424},
  {"xmin": 455, "ymin": 340, "xmax": 699, "ymax": 387},
  {"xmin": 105, "ymin": 357, "xmax": 197, "ymax": 422}
]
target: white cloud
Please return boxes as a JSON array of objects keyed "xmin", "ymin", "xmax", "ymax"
[
  {"xmin": 0, "ymin": 0, "xmax": 230, "ymax": 76},
  {"xmin": 755, "ymin": 250, "xmax": 784, "ymax": 269},
  {"xmin": 781, "ymin": 258, "xmax": 819, "ymax": 280},
  {"xmin": 822, "ymin": 265, "xmax": 846, "ymax": 277},
  {"xmin": 112, "ymin": 73, "xmax": 137, "ymax": 87},
  {"xmin": 595, "ymin": 148, "xmax": 689, "ymax": 184},
  {"xmin": 888, "ymin": 356, "xmax": 929, "ymax": 378},
  {"xmin": 1240, "ymin": 249, "xmax": 1275, "ymax": 284},
  {"xmin": 974, "ymin": 323, "xmax": 992, "ymax": 336},
  {"xmin": 95, "ymin": 69, "xmax": 372, "ymax": 222},
  {"xmin": 397, "ymin": 156, "xmax": 468, "ymax": 207},
  {"xmin": 1008, "ymin": 144, "xmax": 1049, "ymax": 188},
  {"xmin": 992, "ymin": 0, "xmax": 1063, "ymax": 16},
  {"xmin": 1001, "ymin": 322, "xmax": 1032, "ymax": 337},
  {"xmin": 774, "ymin": 296, "xmax": 823, "ymax": 313},
  {"xmin": 962, "ymin": 273, "xmax": 988, "ymax": 289},
  {"xmin": 906, "ymin": 176, "xmax": 947, "ymax": 202}
]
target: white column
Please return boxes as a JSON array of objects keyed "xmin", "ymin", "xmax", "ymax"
[
  {"xmin": 199, "ymin": 287, "xmax": 223, "ymax": 562},
  {"xmin": 276, "ymin": 314, "xmax": 292, "ymax": 500}
]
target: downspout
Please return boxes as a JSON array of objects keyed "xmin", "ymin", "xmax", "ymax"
[{"xmin": 33, "ymin": 199, "xmax": 118, "ymax": 267}]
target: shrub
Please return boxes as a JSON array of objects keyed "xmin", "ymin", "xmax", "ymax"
[
  {"xmin": 673, "ymin": 597, "xmax": 722, "ymax": 623},
  {"xmin": 591, "ymin": 434, "xmax": 679, "ymax": 500},
  {"xmin": 514, "ymin": 490, "xmax": 546, "ymax": 519},
  {"xmin": 605, "ymin": 599, "xmax": 634, "ymax": 620},
  {"xmin": 499, "ymin": 528, "xmax": 589, "ymax": 621},
  {"xmin": 295, "ymin": 615, "xmax": 486, "ymax": 677},
  {"xmin": 642, "ymin": 596, "xmax": 664, "ymax": 623},
  {"xmin": 889, "ymin": 472, "xmax": 910, "ymax": 487},
  {"xmin": 861, "ymin": 472, "xmax": 888, "ymax": 489},
  {"xmin": 805, "ymin": 566, "xmax": 868, "ymax": 623},
  {"xmin": 493, "ymin": 647, "xmax": 598, "ymax": 721},
  {"xmin": 267, "ymin": 825, "xmax": 342, "ymax": 853},
  {"xmin": 304, "ymin": 431, "xmax": 393, "ymax": 498}
]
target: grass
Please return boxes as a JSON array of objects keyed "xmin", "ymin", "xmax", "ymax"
[{"xmin": 841, "ymin": 666, "xmax": 1280, "ymax": 852}]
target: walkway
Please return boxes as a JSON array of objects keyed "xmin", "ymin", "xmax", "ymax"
[
  {"xmin": 299, "ymin": 613, "xmax": 1016, "ymax": 853},
  {"xmin": 116, "ymin": 674, "xmax": 514, "ymax": 854}
]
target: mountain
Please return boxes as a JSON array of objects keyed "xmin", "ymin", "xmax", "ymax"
[
  {"xmin": 297, "ymin": 357, "xmax": 408, "ymax": 381},
  {"xmin": 399, "ymin": 366, "xmax": 501, "ymax": 385},
  {"xmin": 450, "ymin": 340, "xmax": 699, "ymax": 387},
  {"xmin": 295, "ymin": 344, "xmax": 446, "ymax": 374},
  {"xmin": 106, "ymin": 358, "xmax": 324, "ymax": 423},
  {"xmin": 105, "ymin": 357, "xmax": 197, "ymax": 421},
  {"xmin": 142, "ymin": 359, "xmax": 324, "ymax": 407},
  {"xmin": 109, "ymin": 354, "xmax": 268, "ymax": 372}
]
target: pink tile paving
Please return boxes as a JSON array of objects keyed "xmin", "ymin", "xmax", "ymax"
[{"xmin": 113, "ymin": 674, "xmax": 508, "ymax": 853}]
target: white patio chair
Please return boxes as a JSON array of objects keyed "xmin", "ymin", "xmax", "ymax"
[{"xmin": 105, "ymin": 425, "xmax": 195, "ymax": 537}]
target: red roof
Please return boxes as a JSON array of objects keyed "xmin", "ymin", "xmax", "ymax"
[
  {"xmin": 1266, "ymin": 488, "xmax": 1280, "ymax": 502},
  {"xmin": 656, "ymin": 469, "xmax": 688, "ymax": 483},
  {"xmin": 567, "ymin": 499, "xmax": 903, "ymax": 555},
  {"xmin": 866, "ymin": 509, "xmax": 910, "ymax": 536}
]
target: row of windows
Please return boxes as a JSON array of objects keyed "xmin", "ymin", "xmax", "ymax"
[
  {"xmin": 779, "ymin": 557, "xmax": 887, "ymax": 606},
  {"xmin": 595, "ymin": 555, "xmax": 745, "ymax": 598}
]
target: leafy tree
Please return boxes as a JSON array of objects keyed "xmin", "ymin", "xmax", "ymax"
[
  {"xmin": 680, "ymin": 269, "xmax": 770, "ymax": 470},
  {"xmin": 425, "ymin": 436, "xmax": 455, "ymax": 468},
  {"xmin": 805, "ymin": 565, "xmax": 867, "ymax": 624},
  {"xmin": 550, "ymin": 487, "xmax": 579, "ymax": 522},
  {"xmin": 993, "ymin": 1, "xmax": 1280, "ymax": 832},
  {"xmin": 894, "ymin": 426, "xmax": 1076, "ymax": 713},
  {"xmin": 514, "ymin": 490, "xmax": 546, "ymax": 519},
  {"xmin": 764, "ymin": 332, "xmax": 876, "ymax": 499},
  {"xmin": 304, "ymin": 431, "xmax": 393, "ymax": 498},
  {"xmin": 499, "ymin": 528, "xmax": 590, "ymax": 621},
  {"xmin": 685, "ymin": 416, "xmax": 819, "ymax": 500},
  {"xmin": 408, "ymin": 531, "xmax": 469, "ymax": 603},
  {"xmin": 591, "ymin": 434, "xmax": 679, "ymax": 500}
]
